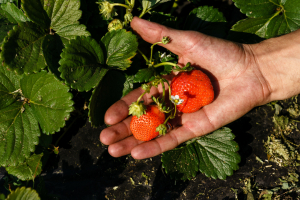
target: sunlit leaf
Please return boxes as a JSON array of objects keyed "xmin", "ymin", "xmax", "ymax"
[
  {"xmin": 22, "ymin": 0, "xmax": 90, "ymax": 39},
  {"xmin": 6, "ymin": 153, "xmax": 43, "ymax": 181},
  {"xmin": 20, "ymin": 71, "xmax": 74, "ymax": 134},
  {"xmin": 232, "ymin": 0, "xmax": 300, "ymax": 38},
  {"xmin": 162, "ymin": 127, "xmax": 240, "ymax": 180},
  {"xmin": 0, "ymin": 66, "xmax": 39, "ymax": 167},
  {"xmin": 0, "ymin": 22, "xmax": 47, "ymax": 74},
  {"xmin": 184, "ymin": 6, "xmax": 227, "ymax": 38},
  {"xmin": 6, "ymin": 187, "xmax": 40, "ymax": 200},
  {"xmin": 101, "ymin": 29, "xmax": 138, "ymax": 70},
  {"xmin": 59, "ymin": 36, "xmax": 107, "ymax": 91},
  {"xmin": 1, "ymin": 2, "xmax": 30, "ymax": 23}
]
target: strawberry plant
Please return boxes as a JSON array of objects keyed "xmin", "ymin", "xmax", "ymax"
[{"xmin": 0, "ymin": 0, "xmax": 300, "ymax": 198}]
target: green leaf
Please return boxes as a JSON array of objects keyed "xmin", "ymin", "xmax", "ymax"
[
  {"xmin": 0, "ymin": 65, "xmax": 23, "ymax": 109},
  {"xmin": 0, "ymin": 193, "xmax": 5, "ymax": 200},
  {"xmin": 55, "ymin": 24, "xmax": 91, "ymax": 42},
  {"xmin": 157, "ymin": 51, "xmax": 177, "ymax": 75},
  {"xmin": 0, "ymin": 103, "xmax": 40, "ymax": 167},
  {"xmin": 1, "ymin": 22, "xmax": 47, "ymax": 74},
  {"xmin": 0, "ymin": 12, "xmax": 15, "ymax": 44},
  {"xmin": 140, "ymin": 0, "xmax": 170, "ymax": 12},
  {"xmin": 161, "ymin": 127, "xmax": 241, "ymax": 180},
  {"xmin": 0, "ymin": 66, "xmax": 40, "ymax": 167},
  {"xmin": 0, "ymin": 0, "xmax": 15, "ymax": 4},
  {"xmin": 162, "ymin": 144, "xmax": 199, "ymax": 180},
  {"xmin": 6, "ymin": 187, "xmax": 40, "ymax": 200},
  {"xmin": 1, "ymin": 3, "xmax": 30, "ymax": 24},
  {"xmin": 21, "ymin": 0, "xmax": 50, "ymax": 29},
  {"xmin": 42, "ymin": 34, "xmax": 64, "ymax": 79},
  {"xmin": 20, "ymin": 71, "xmax": 74, "ymax": 134},
  {"xmin": 6, "ymin": 154, "xmax": 43, "ymax": 181},
  {"xmin": 101, "ymin": 29, "xmax": 138, "ymax": 70},
  {"xmin": 149, "ymin": 12, "xmax": 179, "ymax": 29},
  {"xmin": 195, "ymin": 128, "xmax": 240, "ymax": 179},
  {"xmin": 89, "ymin": 70, "xmax": 126, "ymax": 127},
  {"xmin": 123, "ymin": 74, "xmax": 134, "ymax": 97},
  {"xmin": 22, "ymin": 0, "xmax": 90, "ymax": 39},
  {"xmin": 0, "ymin": 23, "xmax": 14, "ymax": 45},
  {"xmin": 59, "ymin": 36, "xmax": 107, "ymax": 92},
  {"xmin": 232, "ymin": 0, "xmax": 300, "ymax": 38},
  {"xmin": 159, "ymin": 65, "xmax": 173, "ymax": 76},
  {"xmin": 184, "ymin": 6, "xmax": 227, "ymax": 38},
  {"xmin": 133, "ymin": 68, "xmax": 155, "ymax": 83}
]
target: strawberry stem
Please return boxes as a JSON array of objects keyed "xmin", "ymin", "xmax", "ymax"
[
  {"xmin": 161, "ymin": 79, "xmax": 166, "ymax": 103},
  {"xmin": 149, "ymin": 41, "xmax": 162, "ymax": 65},
  {"xmin": 153, "ymin": 62, "xmax": 178, "ymax": 68},
  {"xmin": 111, "ymin": 3, "xmax": 131, "ymax": 9},
  {"xmin": 137, "ymin": 91, "xmax": 147, "ymax": 103},
  {"xmin": 163, "ymin": 115, "xmax": 172, "ymax": 125},
  {"xmin": 168, "ymin": 86, "xmax": 177, "ymax": 119}
]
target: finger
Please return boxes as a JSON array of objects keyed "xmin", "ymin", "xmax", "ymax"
[
  {"xmin": 131, "ymin": 84, "xmax": 260, "ymax": 159},
  {"xmin": 104, "ymin": 87, "xmax": 144, "ymax": 125},
  {"xmin": 129, "ymin": 104, "xmax": 219, "ymax": 159},
  {"xmin": 130, "ymin": 100, "xmax": 235, "ymax": 160},
  {"xmin": 104, "ymin": 86, "xmax": 157, "ymax": 125},
  {"xmin": 108, "ymin": 136, "xmax": 144, "ymax": 157},
  {"xmin": 104, "ymin": 79, "xmax": 171, "ymax": 125},
  {"xmin": 131, "ymin": 17, "xmax": 203, "ymax": 57},
  {"xmin": 100, "ymin": 117, "xmax": 132, "ymax": 145},
  {"xmin": 131, "ymin": 17, "xmax": 247, "ymax": 79},
  {"xmin": 131, "ymin": 125, "xmax": 198, "ymax": 159}
]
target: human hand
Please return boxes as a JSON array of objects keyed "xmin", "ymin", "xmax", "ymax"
[{"xmin": 100, "ymin": 17, "xmax": 300, "ymax": 159}]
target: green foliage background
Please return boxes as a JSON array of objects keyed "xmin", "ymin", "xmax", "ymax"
[{"xmin": 0, "ymin": 0, "xmax": 299, "ymax": 198}]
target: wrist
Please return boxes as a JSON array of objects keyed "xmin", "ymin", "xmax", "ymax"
[{"xmin": 250, "ymin": 29, "xmax": 300, "ymax": 102}]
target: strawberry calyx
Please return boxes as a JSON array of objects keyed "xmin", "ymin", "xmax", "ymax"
[
  {"xmin": 156, "ymin": 124, "xmax": 168, "ymax": 135},
  {"xmin": 151, "ymin": 96, "xmax": 172, "ymax": 114},
  {"xmin": 141, "ymin": 83, "xmax": 151, "ymax": 93},
  {"xmin": 129, "ymin": 101, "xmax": 146, "ymax": 118},
  {"xmin": 173, "ymin": 62, "xmax": 194, "ymax": 72},
  {"xmin": 128, "ymin": 82, "xmax": 152, "ymax": 118},
  {"xmin": 162, "ymin": 36, "xmax": 171, "ymax": 45}
]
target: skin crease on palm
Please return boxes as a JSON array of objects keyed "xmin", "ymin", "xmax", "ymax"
[{"xmin": 100, "ymin": 16, "xmax": 300, "ymax": 160}]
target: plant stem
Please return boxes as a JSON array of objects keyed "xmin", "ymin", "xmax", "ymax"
[
  {"xmin": 139, "ymin": 8, "xmax": 151, "ymax": 18},
  {"xmin": 163, "ymin": 115, "xmax": 172, "ymax": 125},
  {"xmin": 150, "ymin": 42, "xmax": 162, "ymax": 63},
  {"xmin": 138, "ymin": 49, "xmax": 149, "ymax": 63},
  {"xmin": 139, "ymin": 11, "xmax": 145, "ymax": 18},
  {"xmin": 137, "ymin": 91, "xmax": 148, "ymax": 102},
  {"xmin": 168, "ymin": 86, "xmax": 177, "ymax": 119},
  {"xmin": 153, "ymin": 62, "xmax": 177, "ymax": 68},
  {"xmin": 161, "ymin": 80, "xmax": 166, "ymax": 103},
  {"xmin": 112, "ymin": 3, "xmax": 131, "ymax": 9},
  {"xmin": 130, "ymin": 0, "xmax": 135, "ymax": 8}
]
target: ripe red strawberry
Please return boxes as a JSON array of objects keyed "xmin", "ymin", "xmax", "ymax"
[
  {"xmin": 130, "ymin": 105, "xmax": 165, "ymax": 141},
  {"xmin": 170, "ymin": 69, "xmax": 214, "ymax": 113}
]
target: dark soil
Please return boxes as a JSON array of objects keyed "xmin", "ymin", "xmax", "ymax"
[{"xmin": 2, "ymin": 103, "xmax": 299, "ymax": 200}]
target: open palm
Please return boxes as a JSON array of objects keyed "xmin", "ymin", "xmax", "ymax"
[{"xmin": 100, "ymin": 17, "xmax": 272, "ymax": 159}]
